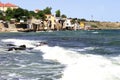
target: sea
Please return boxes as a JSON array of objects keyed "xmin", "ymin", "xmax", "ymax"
[{"xmin": 0, "ymin": 30, "xmax": 120, "ymax": 80}]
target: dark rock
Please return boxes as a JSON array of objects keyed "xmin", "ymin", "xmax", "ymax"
[
  {"xmin": 7, "ymin": 44, "xmax": 15, "ymax": 46},
  {"xmin": 18, "ymin": 29, "xmax": 34, "ymax": 32},
  {"xmin": 8, "ymin": 45, "xmax": 26, "ymax": 51},
  {"xmin": 8, "ymin": 47, "xmax": 15, "ymax": 51},
  {"xmin": 19, "ymin": 45, "xmax": 26, "ymax": 48}
]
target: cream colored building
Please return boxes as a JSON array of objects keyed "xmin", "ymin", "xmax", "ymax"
[
  {"xmin": 45, "ymin": 14, "xmax": 56, "ymax": 29},
  {"xmin": 0, "ymin": 2, "xmax": 18, "ymax": 12}
]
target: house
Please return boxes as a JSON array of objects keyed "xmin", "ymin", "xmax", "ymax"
[
  {"xmin": 74, "ymin": 21, "xmax": 80, "ymax": 30},
  {"xmin": 84, "ymin": 25, "xmax": 91, "ymax": 30},
  {"xmin": 45, "ymin": 14, "xmax": 56, "ymax": 30},
  {"xmin": 0, "ymin": 2, "xmax": 18, "ymax": 12},
  {"xmin": 55, "ymin": 17, "xmax": 66, "ymax": 30},
  {"xmin": 80, "ymin": 21, "xmax": 85, "ymax": 29},
  {"xmin": 64, "ymin": 18, "xmax": 74, "ymax": 30},
  {"xmin": 34, "ymin": 9, "xmax": 40, "ymax": 13}
]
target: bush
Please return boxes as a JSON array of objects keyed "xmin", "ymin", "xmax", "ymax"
[{"xmin": 91, "ymin": 25, "xmax": 98, "ymax": 28}]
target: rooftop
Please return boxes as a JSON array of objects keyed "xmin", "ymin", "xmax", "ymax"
[{"xmin": 0, "ymin": 2, "xmax": 17, "ymax": 7}]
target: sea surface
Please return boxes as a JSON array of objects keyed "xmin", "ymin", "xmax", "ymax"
[{"xmin": 0, "ymin": 30, "xmax": 120, "ymax": 80}]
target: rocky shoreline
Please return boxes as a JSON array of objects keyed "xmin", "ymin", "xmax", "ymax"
[
  {"xmin": 0, "ymin": 22, "xmax": 120, "ymax": 32},
  {"xmin": 0, "ymin": 22, "xmax": 30, "ymax": 32}
]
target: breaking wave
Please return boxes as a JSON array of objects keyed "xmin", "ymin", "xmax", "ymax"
[
  {"xmin": 35, "ymin": 45, "xmax": 120, "ymax": 80},
  {"xmin": 2, "ymin": 39, "xmax": 120, "ymax": 80}
]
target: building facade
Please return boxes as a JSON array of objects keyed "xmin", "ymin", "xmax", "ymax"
[
  {"xmin": 0, "ymin": 2, "xmax": 18, "ymax": 12},
  {"xmin": 45, "ymin": 14, "xmax": 56, "ymax": 29}
]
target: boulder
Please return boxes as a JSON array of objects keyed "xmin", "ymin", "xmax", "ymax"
[
  {"xmin": 8, "ymin": 45, "xmax": 26, "ymax": 51},
  {"xmin": 7, "ymin": 44, "xmax": 16, "ymax": 46}
]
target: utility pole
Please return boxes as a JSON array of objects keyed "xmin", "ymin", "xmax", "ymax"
[{"xmin": 91, "ymin": 15, "xmax": 93, "ymax": 21}]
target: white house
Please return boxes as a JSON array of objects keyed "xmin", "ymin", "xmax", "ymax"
[{"xmin": 64, "ymin": 19, "xmax": 74, "ymax": 29}]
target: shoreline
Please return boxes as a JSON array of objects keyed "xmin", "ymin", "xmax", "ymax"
[
  {"xmin": 1, "ymin": 21, "xmax": 120, "ymax": 32},
  {"xmin": 1, "ymin": 28, "xmax": 120, "ymax": 33}
]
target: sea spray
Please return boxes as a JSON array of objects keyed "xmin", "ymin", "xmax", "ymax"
[
  {"xmin": 2, "ymin": 39, "xmax": 40, "ymax": 48},
  {"xmin": 35, "ymin": 45, "xmax": 120, "ymax": 80},
  {"xmin": 35, "ymin": 45, "xmax": 81, "ymax": 65},
  {"xmin": 2, "ymin": 39, "xmax": 120, "ymax": 80}
]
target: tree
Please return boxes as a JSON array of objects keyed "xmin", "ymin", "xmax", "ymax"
[
  {"xmin": 5, "ymin": 8, "xmax": 14, "ymax": 20},
  {"xmin": 71, "ymin": 19, "xmax": 76, "ymax": 24},
  {"xmin": 80, "ymin": 18, "xmax": 86, "ymax": 21},
  {"xmin": 12, "ymin": 8, "xmax": 30, "ymax": 22},
  {"xmin": 37, "ymin": 11, "xmax": 46, "ymax": 20},
  {"xmin": 0, "ymin": 11, "xmax": 4, "ymax": 20},
  {"xmin": 13, "ymin": 8, "xmax": 25, "ymax": 21},
  {"xmin": 77, "ymin": 19, "xmax": 81, "ymax": 23},
  {"xmin": 61, "ymin": 14, "xmax": 67, "ymax": 18},
  {"xmin": 55, "ymin": 10, "xmax": 61, "ymax": 17},
  {"xmin": 29, "ymin": 11, "xmax": 35, "ymax": 19},
  {"xmin": 23, "ymin": 9, "xmax": 30, "ymax": 17},
  {"xmin": 70, "ymin": 18, "xmax": 78, "ymax": 24},
  {"xmin": 43, "ymin": 7, "xmax": 52, "ymax": 14},
  {"xmin": 22, "ymin": 9, "xmax": 30, "ymax": 21}
]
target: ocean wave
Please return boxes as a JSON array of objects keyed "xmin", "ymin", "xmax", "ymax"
[
  {"xmin": 34, "ymin": 45, "xmax": 120, "ymax": 80},
  {"xmin": 1, "ymin": 38, "xmax": 120, "ymax": 80}
]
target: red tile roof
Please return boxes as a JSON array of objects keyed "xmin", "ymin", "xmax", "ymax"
[
  {"xmin": 0, "ymin": 2, "xmax": 4, "ymax": 7},
  {"xmin": 0, "ymin": 2, "xmax": 17, "ymax": 7},
  {"xmin": 5, "ymin": 3, "xmax": 17, "ymax": 7}
]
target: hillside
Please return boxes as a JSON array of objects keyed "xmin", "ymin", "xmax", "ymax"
[{"xmin": 86, "ymin": 21, "xmax": 120, "ymax": 29}]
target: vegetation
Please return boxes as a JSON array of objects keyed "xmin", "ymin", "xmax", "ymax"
[
  {"xmin": 5, "ymin": 8, "xmax": 30, "ymax": 21},
  {"xmin": 5, "ymin": 8, "xmax": 14, "ymax": 20},
  {"xmin": 35, "ymin": 11, "xmax": 46, "ymax": 20},
  {"xmin": 80, "ymin": 18, "xmax": 86, "ymax": 21},
  {"xmin": 0, "ymin": 11, "xmax": 4, "ymax": 20},
  {"xmin": 0, "ymin": 7, "xmax": 53, "ymax": 22},
  {"xmin": 61, "ymin": 14, "xmax": 67, "ymax": 18},
  {"xmin": 0, "ymin": 6, "xmax": 86, "ymax": 24},
  {"xmin": 1, "ymin": 5, "xmax": 120, "ymax": 31},
  {"xmin": 70, "ymin": 18, "xmax": 87, "ymax": 24},
  {"xmin": 71, "ymin": 18, "xmax": 77, "ymax": 24},
  {"xmin": 55, "ymin": 10, "xmax": 61, "ymax": 17},
  {"xmin": 43, "ymin": 7, "xmax": 52, "ymax": 14},
  {"xmin": 91, "ymin": 24, "xmax": 98, "ymax": 28}
]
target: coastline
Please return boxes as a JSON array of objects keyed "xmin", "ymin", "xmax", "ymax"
[{"xmin": 0, "ymin": 21, "xmax": 120, "ymax": 32}]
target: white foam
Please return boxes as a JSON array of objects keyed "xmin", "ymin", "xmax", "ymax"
[
  {"xmin": 35, "ymin": 45, "xmax": 120, "ymax": 80},
  {"xmin": 92, "ymin": 31, "xmax": 99, "ymax": 34},
  {"xmin": 8, "ymin": 73, "xmax": 17, "ymax": 77},
  {"xmin": 35, "ymin": 45, "xmax": 81, "ymax": 65},
  {"xmin": 1, "ymin": 39, "xmax": 39, "ymax": 48},
  {"xmin": 61, "ymin": 55, "xmax": 120, "ymax": 80},
  {"xmin": 2, "ymin": 39, "xmax": 120, "ymax": 80}
]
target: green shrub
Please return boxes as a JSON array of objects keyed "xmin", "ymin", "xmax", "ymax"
[{"xmin": 91, "ymin": 25, "xmax": 98, "ymax": 28}]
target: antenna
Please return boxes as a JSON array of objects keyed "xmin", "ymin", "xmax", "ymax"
[{"xmin": 91, "ymin": 15, "xmax": 93, "ymax": 21}]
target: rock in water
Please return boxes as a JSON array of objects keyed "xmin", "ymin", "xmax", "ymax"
[
  {"xmin": 8, "ymin": 47, "xmax": 15, "ymax": 51},
  {"xmin": 8, "ymin": 45, "xmax": 26, "ymax": 51},
  {"xmin": 7, "ymin": 44, "xmax": 16, "ymax": 46}
]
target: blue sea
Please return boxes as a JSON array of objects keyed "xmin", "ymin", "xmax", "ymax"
[{"xmin": 0, "ymin": 30, "xmax": 120, "ymax": 80}]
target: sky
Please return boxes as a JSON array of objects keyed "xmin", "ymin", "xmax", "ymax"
[{"xmin": 1, "ymin": 0, "xmax": 120, "ymax": 22}]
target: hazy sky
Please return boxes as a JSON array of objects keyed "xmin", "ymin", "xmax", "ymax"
[{"xmin": 1, "ymin": 0, "xmax": 120, "ymax": 22}]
